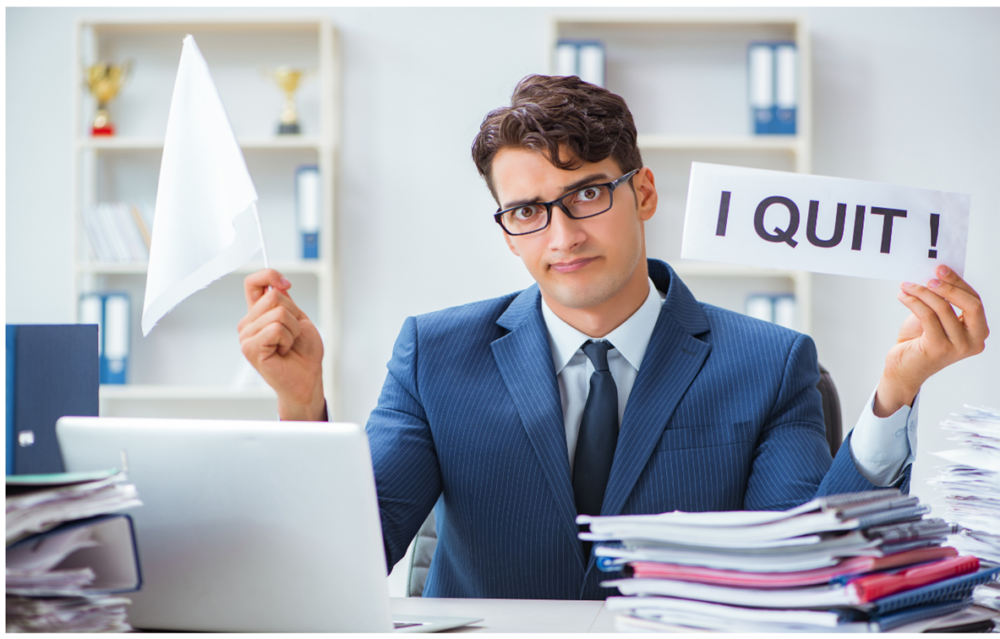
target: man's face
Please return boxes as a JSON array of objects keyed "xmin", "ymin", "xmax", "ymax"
[{"xmin": 492, "ymin": 148, "xmax": 657, "ymax": 315}]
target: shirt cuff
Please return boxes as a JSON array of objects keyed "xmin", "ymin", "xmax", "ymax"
[{"xmin": 848, "ymin": 385, "xmax": 920, "ymax": 487}]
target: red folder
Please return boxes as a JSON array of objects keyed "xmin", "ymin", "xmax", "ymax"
[
  {"xmin": 627, "ymin": 545, "xmax": 958, "ymax": 588},
  {"xmin": 846, "ymin": 554, "xmax": 980, "ymax": 603}
]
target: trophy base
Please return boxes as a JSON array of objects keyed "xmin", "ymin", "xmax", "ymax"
[
  {"xmin": 91, "ymin": 124, "xmax": 115, "ymax": 137},
  {"xmin": 277, "ymin": 122, "xmax": 301, "ymax": 135}
]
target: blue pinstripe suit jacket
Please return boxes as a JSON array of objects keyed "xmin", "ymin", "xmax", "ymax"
[{"xmin": 365, "ymin": 259, "xmax": 909, "ymax": 600}]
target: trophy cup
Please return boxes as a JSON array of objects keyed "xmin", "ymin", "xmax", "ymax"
[
  {"xmin": 263, "ymin": 66, "xmax": 311, "ymax": 135},
  {"xmin": 85, "ymin": 60, "xmax": 132, "ymax": 136}
]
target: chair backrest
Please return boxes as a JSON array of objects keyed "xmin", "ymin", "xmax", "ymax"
[
  {"xmin": 817, "ymin": 363, "xmax": 843, "ymax": 457},
  {"xmin": 405, "ymin": 364, "xmax": 845, "ymax": 597}
]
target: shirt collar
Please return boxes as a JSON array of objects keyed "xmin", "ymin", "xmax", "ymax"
[{"xmin": 541, "ymin": 278, "xmax": 664, "ymax": 375}]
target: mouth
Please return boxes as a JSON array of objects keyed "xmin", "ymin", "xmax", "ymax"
[{"xmin": 549, "ymin": 257, "xmax": 597, "ymax": 274}]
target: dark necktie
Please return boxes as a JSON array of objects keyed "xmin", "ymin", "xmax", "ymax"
[{"xmin": 573, "ymin": 340, "xmax": 619, "ymax": 519}]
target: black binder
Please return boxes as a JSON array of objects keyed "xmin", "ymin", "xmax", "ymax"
[{"xmin": 5, "ymin": 324, "xmax": 99, "ymax": 475}]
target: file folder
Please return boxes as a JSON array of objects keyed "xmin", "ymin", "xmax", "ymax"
[
  {"xmin": 6, "ymin": 513, "xmax": 143, "ymax": 596},
  {"xmin": 5, "ymin": 325, "xmax": 99, "ymax": 474},
  {"xmin": 748, "ymin": 43, "xmax": 775, "ymax": 134},
  {"xmin": 295, "ymin": 165, "xmax": 321, "ymax": 260},
  {"xmin": 80, "ymin": 293, "xmax": 130, "ymax": 385},
  {"xmin": 774, "ymin": 43, "xmax": 798, "ymax": 135}
]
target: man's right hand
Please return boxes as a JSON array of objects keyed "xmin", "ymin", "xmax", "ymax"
[{"xmin": 238, "ymin": 269, "xmax": 327, "ymax": 421}]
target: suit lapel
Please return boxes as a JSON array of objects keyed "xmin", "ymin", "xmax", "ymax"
[
  {"xmin": 492, "ymin": 286, "xmax": 584, "ymax": 567},
  {"xmin": 601, "ymin": 261, "xmax": 712, "ymax": 518}
]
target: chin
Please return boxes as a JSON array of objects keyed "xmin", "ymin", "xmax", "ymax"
[{"xmin": 545, "ymin": 281, "xmax": 616, "ymax": 310}]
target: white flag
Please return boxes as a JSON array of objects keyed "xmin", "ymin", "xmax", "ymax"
[{"xmin": 142, "ymin": 35, "xmax": 266, "ymax": 336}]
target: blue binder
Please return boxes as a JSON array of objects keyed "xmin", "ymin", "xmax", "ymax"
[
  {"xmin": 80, "ymin": 293, "xmax": 130, "ymax": 385},
  {"xmin": 295, "ymin": 165, "xmax": 321, "ymax": 260},
  {"xmin": 867, "ymin": 565, "xmax": 1000, "ymax": 616},
  {"xmin": 6, "ymin": 512, "xmax": 142, "ymax": 595},
  {"xmin": 748, "ymin": 42, "xmax": 797, "ymax": 135},
  {"xmin": 5, "ymin": 324, "xmax": 99, "ymax": 475}
]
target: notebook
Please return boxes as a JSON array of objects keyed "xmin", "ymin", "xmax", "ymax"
[{"xmin": 56, "ymin": 416, "xmax": 481, "ymax": 633}]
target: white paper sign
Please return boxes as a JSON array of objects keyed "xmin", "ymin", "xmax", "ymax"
[{"xmin": 681, "ymin": 163, "xmax": 970, "ymax": 282}]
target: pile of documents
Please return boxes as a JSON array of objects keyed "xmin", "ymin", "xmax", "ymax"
[
  {"xmin": 6, "ymin": 468, "xmax": 143, "ymax": 632},
  {"xmin": 580, "ymin": 489, "xmax": 1000, "ymax": 632},
  {"xmin": 930, "ymin": 405, "xmax": 1000, "ymax": 614}
]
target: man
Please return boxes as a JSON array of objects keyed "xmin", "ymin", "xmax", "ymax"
[{"xmin": 237, "ymin": 75, "xmax": 988, "ymax": 599}]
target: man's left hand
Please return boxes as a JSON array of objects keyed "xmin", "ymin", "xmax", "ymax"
[{"xmin": 875, "ymin": 264, "xmax": 989, "ymax": 417}]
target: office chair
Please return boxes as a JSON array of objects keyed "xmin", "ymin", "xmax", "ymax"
[{"xmin": 406, "ymin": 364, "xmax": 844, "ymax": 597}]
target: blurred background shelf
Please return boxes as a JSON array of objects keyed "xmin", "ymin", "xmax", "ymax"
[
  {"xmin": 550, "ymin": 14, "xmax": 813, "ymax": 332},
  {"xmin": 72, "ymin": 16, "xmax": 340, "ymax": 420}
]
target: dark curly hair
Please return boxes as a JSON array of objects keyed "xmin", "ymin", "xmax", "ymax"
[{"xmin": 471, "ymin": 74, "xmax": 643, "ymax": 202}]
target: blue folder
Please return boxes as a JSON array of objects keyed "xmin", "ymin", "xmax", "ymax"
[{"xmin": 5, "ymin": 325, "xmax": 99, "ymax": 475}]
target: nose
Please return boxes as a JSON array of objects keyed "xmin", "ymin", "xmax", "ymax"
[{"xmin": 546, "ymin": 204, "xmax": 586, "ymax": 253}]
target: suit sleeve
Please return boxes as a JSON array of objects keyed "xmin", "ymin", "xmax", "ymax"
[
  {"xmin": 742, "ymin": 333, "xmax": 908, "ymax": 511},
  {"xmin": 365, "ymin": 316, "xmax": 443, "ymax": 572}
]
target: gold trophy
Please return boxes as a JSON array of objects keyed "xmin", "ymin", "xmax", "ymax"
[
  {"xmin": 263, "ymin": 66, "xmax": 311, "ymax": 135},
  {"xmin": 86, "ymin": 60, "xmax": 132, "ymax": 136}
]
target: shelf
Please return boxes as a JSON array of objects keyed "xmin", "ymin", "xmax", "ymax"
[
  {"xmin": 76, "ymin": 260, "xmax": 326, "ymax": 276},
  {"xmin": 75, "ymin": 17, "xmax": 340, "ymax": 420},
  {"xmin": 77, "ymin": 137, "xmax": 324, "ymax": 152},
  {"xmin": 637, "ymin": 134, "xmax": 802, "ymax": 153},
  {"xmin": 553, "ymin": 15, "xmax": 802, "ymax": 29},
  {"xmin": 100, "ymin": 384, "xmax": 276, "ymax": 400},
  {"xmin": 84, "ymin": 16, "xmax": 327, "ymax": 34}
]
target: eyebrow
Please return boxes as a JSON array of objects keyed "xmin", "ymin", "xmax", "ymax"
[{"xmin": 500, "ymin": 172, "xmax": 613, "ymax": 210}]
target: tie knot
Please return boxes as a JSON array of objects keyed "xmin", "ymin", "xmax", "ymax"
[{"xmin": 582, "ymin": 340, "xmax": 613, "ymax": 372}]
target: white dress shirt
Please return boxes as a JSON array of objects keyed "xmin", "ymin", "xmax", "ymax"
[{"xmin": 540, "ymin": 277, "xmax": 917, "ymax": 486}]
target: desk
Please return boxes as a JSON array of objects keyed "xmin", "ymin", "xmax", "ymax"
[
  {"xmin": 390, "ymin": 598, "xmax": 617, "ymax": 633},
  {"xmin": 392, "ymin": 598, "xmax": 1000, "ymax": 633}
]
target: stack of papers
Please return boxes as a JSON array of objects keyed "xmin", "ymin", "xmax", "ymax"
[
  {"xmin": 929, "ymin": 405, "xmax": 1000, "ymax": 617},
  {"xmin": 6, "ymin": 469, "xmax": 143, "ymax": 633},
  {"xmin": 580, "ymin": 490, "xmax": 1000, "ymax": 632},
  {"xmin": 930, "ymin": 405, "xmax": 1000, "ymax": 564},
  {"xmin": 6, "ymin": 469, "xmax": 141, "ymax": 545}
]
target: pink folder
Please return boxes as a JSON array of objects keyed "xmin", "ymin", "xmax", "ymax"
[{"xmin": 628, "ymin": 545, "xmax": 958, "ymax": 588}]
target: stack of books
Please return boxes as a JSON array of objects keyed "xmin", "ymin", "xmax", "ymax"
[
  {"xmin": 81, "ymin": 202, "xmax": 152, "ymax": 264},
  {"xmin": 6, "ymin": 468, "xmax": 143, "ymax": 632},
  {"xmin": 930, "ymin": 405, "xmax": 1000, "ymax": 614},
  {"xmin": 580, "ymin": 490, "xmax": 1000, "ymax": 632}
]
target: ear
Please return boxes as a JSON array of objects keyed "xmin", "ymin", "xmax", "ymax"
[
  {"xmin": 634, "ymin": 167, "xmax": 658, "ymax": 222},
  {"xmin": 503, "ymin": 229, "xmax": 520, "ymax": 257}
]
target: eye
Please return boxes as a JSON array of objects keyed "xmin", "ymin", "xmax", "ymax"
[
  {"xmin": 574, "ymin": 186, "xmax": 605, "ymax": 203},
  {"xmin": 512, "ymin": 205, "xmax": 542, "ymax": 221}
]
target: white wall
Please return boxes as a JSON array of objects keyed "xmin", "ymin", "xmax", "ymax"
[{"xmin": 7, "ymin": 7, "xmax": 1000, "ymax": 594}]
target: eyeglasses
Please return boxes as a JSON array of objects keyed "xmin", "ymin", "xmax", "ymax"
[{"xmin": 494, "ymin": 168, "xmax": 640, "ymax": 236}]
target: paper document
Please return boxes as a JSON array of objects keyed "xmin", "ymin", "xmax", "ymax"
[{"xmin": 681, "ymin": 163, "xmax": 970, "ymax": 282}]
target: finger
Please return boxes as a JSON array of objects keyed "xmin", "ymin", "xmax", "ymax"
[
  {"xmin": 238, "ymin": 287, "xmax": 308, "ymax": 333},
  {"xmin": 241, "ymin": 321, "xmax": 296, "ymax": 361},
  {"xmin": 927, "ymin": 268, "xmax": 989, "ymax": 343},
  {"xmin": 239, "ymin": 305, "xmax": 303, "ymax": 350},
  {"xmin": 243, "ymin": 269, "xmax": 292, "ymax": 309},
  {"xmin": 933, "ymin": 264, "xmax": 979, "ymax": 299},
  {"xmin": 897, "ymin": 288, "xmax": 947, "ymax": 343},
  {"xmin": 900, "ymin": 281, "xmax": 967, "ymax": 344}
]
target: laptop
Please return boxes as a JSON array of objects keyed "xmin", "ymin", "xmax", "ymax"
[{"xmin": 56, "ymin": 416, "xmax": 481, "ymax": 633}]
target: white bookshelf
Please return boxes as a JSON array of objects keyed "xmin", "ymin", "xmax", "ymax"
[
  {"xmin": 71, "ymin": 17, "xmax": 340, "ymax": 418},
  {"xmin": 549, "ymin": 15, "xmax": 813, "ymax": 333}
]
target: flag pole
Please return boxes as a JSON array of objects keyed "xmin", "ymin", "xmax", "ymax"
[{"xmin": 252, "ymin": 203, "xmax": 270, "ymax": 269}]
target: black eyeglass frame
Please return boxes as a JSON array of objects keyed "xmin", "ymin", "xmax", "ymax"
[{"xmin": 493, "ymin": 168, "xmax": 641, "ymax": 236}]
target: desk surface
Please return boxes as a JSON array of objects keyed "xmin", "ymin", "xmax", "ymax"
[
  {"xmin": 390, "ymin": 597, "xmax": 617, "ymax": 633},
  {"xmin": 392, "ymin": 598, "xmax": 1000, "ymax": 633}
]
